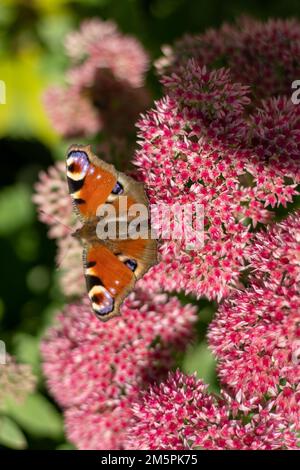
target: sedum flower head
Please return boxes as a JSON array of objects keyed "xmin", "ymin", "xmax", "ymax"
[
  {"xmin": 44, "ymin": 18, "xmax": 149, "ymax": 139},
  {"xmin": 208, "ymin": 212, "xmax": 300, "ymax": 428},
  {"xmin": 135, "ymin": 60, "xmax": 299, "ymax": 301},
  {"xmin": 125, "ymin": 370, "xmax": 298, "ymax": 450},
  {"xmin": 157, "ymin": 17, "xmax": 300, "ymax": 101},
  {"xmin": 65, "ymin": 18, "xmax": 149, "ymax": 89},
  {"xmin": 41, "ymin": 281, "xmax": 196, "ymax": 449},
  {"xmin": 64, "ymin": 394, "xmax": 134, "ymax": 450},
  {"xmin": 245, "ymin": 210, "xmax": 300, "ymax": 289}
]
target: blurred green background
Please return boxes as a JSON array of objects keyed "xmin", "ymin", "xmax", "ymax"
[{"xmin": 1, "ymin": 0, "xmax": 300, "ymax": 450}]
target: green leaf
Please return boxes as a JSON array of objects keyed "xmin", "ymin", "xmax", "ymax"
[
  {"xmin": 0, "ymin": 184, "xmax": 34, "ymax": 236},
  {"xmin": 13, "ymin": 333, "xmax": 41, "ymax": 377},
  {"xmin": 6, "ymin": 393, "xmax": 63, "ymax": 439},
  {"xmin": 0, "ymin": 416, "xmax": 27, "ymax": 449},
  {"xmin": 182, "ymin": 342, "xmax": 217, "ymax": 387},
  {"xmin": 56, "ymin": 442, "xmax": 76, "ymax": 450}
]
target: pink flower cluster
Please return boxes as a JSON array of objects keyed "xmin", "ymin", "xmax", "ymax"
[
  {"xmin": 44, "ymin": 18, "xmax": 149, "ymax": 139},
  {"xmin": 0, "ymin": 355, "xmax": 36, "ymax": 407},
  {"xmin": 157, "ymin": 16, "xmax": 300, "ymax": 101},
  {"xmin": 135, "ymin": 60, "xmax": 299, "ymax": 301},
  {"xmin": 209, "ymin": 212, "xmax": 300, "ymax": 428},
  {"xmin": 125, "ymin": 213, "xmax": 300, "ymax": 450},
  {"xmin": 41, "ymin": 282, "xmax": 196, "ymax": 449},
  {"xmin": 126, "ymin": 370, "xmax": 297, "ymax": 450}
]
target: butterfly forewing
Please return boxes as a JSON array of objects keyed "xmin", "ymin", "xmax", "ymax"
[{"xmin": 66, "ymin": 144, "xmax": 118, "ymax": 220}]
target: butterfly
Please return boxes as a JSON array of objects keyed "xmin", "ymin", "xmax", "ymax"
[{"xmin": 66, "ymin": 144, "xmax": 157, "ymax": 321}]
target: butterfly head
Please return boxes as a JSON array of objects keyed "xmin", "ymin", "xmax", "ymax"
[{"xmin": 72, "ymin": 223, "xmax": 98, "ymax": 244}]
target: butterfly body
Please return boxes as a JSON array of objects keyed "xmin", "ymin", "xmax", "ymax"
[
  {"xmin": 72, "ymin": 222, "xmax": 99, "ymax": 244},
  {"xmin": 67, "ymin": 144, "xmax": 157, "ymax": 321}
]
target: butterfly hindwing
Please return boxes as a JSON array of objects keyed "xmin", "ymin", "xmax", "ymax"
[
  {"xmin": 109, "ymin": 237, "xmax": 157, "ymax": 281},
  {"xmin": 84, "ymin": 244, "xmax": 135, "ymax": 321}
]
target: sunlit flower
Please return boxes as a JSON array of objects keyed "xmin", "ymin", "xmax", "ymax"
[
  {"xmin": 134, "ymin": 60, "xmax": 299, "ymax": 300},
  {"xmin": 245, "ymin": 210, "xmax": 300, "ymax": 288},
  {"xmin": 208, "ymin": 212, "xmax": 300, "ymax": 427},
  {"xmin": 248, "ymin": 97, "xmax": 300, "ymax": 185},
  {"xmin": 125, "ymin": 371, "xmax": 298, "ymax": 450}
]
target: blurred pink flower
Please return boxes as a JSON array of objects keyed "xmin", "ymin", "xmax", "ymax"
[
  {"xmin": 33, "ymin": 161, "xmax": 74, "ymax": 239},
  {"xmin": 65, "ymin": 395, "xmax": 134, "ymax": 450},
  {"xmin": 56, "ymin": 235, "xmax": 85, "ymax": 297},
  {"xmin": 44, "ymin": 87, "xmax": 100, "ymax": 138},
  {"xmin": 44, "ymin": 18, "xmax": 150, "ymax": 139},
  {"xmin": 41, "ymin": 281, "xmax": 196, "ymax": 449},
  {"xmin": 65, "ymin": 19, "xmax": 149, "ymax": 88},
  {"xmin": 64, "ymin": 19, "xmax": 118, "ymax": 63},
  {"xmin": 157, "ymin": 17, "xmax": 300, "ymax": 101},
  {"xmin": 208, "ymin": 212, "xmax": 300, "ymax": 427},
  {"xmin": 125, "ymin": 370, "xmax": 298, "ymax": 450},
  {"xmin": 0, "ymin": 355, "xmax": 36, "ymax": 407},
  {"xmin": 33, "ymin": 162, "xmax": 84, "ymax": 296},
  {"xmin": 134, "ymin": 60, "xmax": 299, "ymax": 301}
]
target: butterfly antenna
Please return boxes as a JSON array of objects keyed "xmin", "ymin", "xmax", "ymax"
[
  {"xmin": 38, "ymin": 210, "xmax": 73, "ymax": 234},
  {"xmin": 55, "ymin": 242, "xmax": 72, "ymax": 271}
]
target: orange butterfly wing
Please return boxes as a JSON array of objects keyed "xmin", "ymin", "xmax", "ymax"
[
  {"xmin": 84, "ymin": 244, "xmax": 135, "ymax": 321},
  {"xmin": 111, "ymin": 237, "xmax": 157, "ymax": 281},
  {"xmin": 66, "ymin": 144, "xmax": 118, "ymax": 220},
  {"xmin": 66, "ymin": 144, "xmax": 157, "ymax": 321},
  {"xmin": 84, "ymin": 237, "xmax": 157, "ymax": 320}
]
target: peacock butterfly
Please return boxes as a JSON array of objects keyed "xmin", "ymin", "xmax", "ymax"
[{"xmin": 66, "ymin": 144, "xmax": 157, "ymax": 321}]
